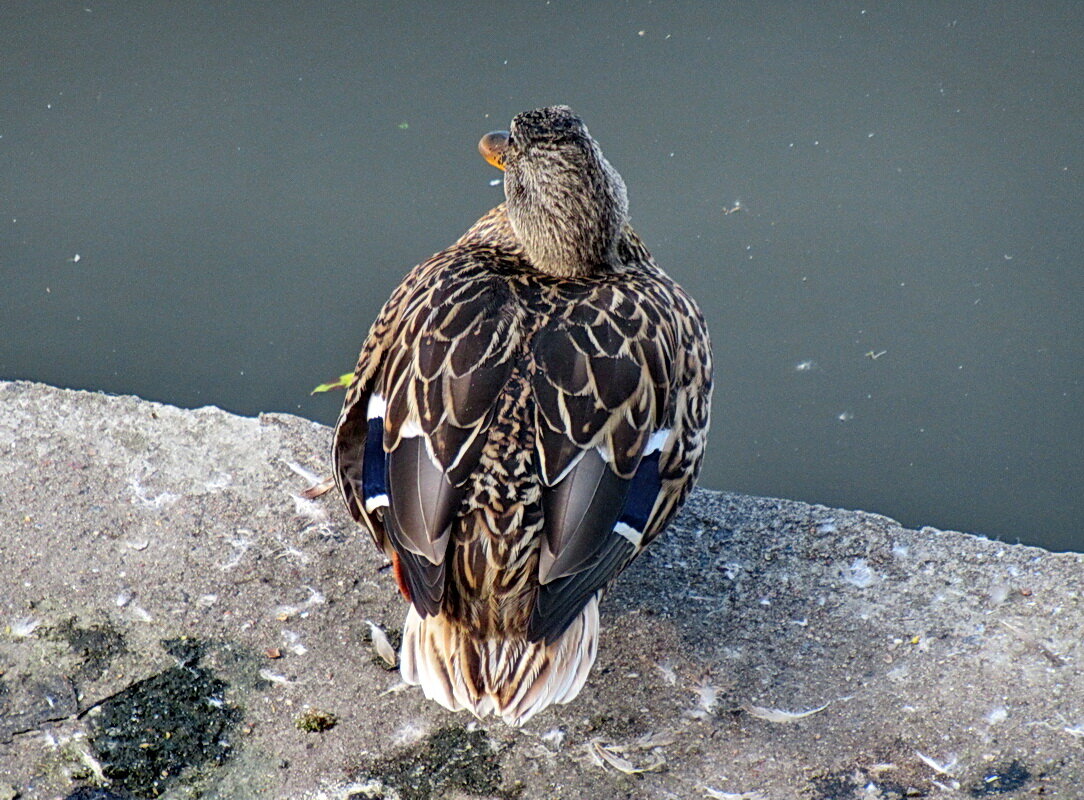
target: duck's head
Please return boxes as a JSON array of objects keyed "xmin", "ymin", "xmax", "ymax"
[{"xmin": 479, "ymin": 106, "xmax": 629, "ymax": 277}]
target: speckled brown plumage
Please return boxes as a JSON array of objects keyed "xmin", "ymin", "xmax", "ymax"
[{"xmin": 333, "ymin": 106, "xmax": 711, "ymax": 724}]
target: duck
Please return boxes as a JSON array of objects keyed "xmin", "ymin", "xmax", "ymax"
[{"xmin": 332, "ymin": 105, "xmax": 712, "ymax": 725}]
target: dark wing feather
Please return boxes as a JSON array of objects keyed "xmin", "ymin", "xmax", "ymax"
[{"xmin": 333, "ymin": 245, "xmax": 520, "ymax": 616}]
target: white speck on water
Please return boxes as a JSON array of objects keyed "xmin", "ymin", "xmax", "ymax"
[
  {"xmin": 71, "ymin": 253, "xmax": 81, "ymax": 263},
  {"xmin": 837, "ymin": 411, "xmax": 854, "ymax": 422},
  {"xmin": 488, "ymin": 178, "xmax": 501, "ymax": 186},
  {"xmin": 795, "ymin": 360, "xmax": 816, "ymax": 372}
]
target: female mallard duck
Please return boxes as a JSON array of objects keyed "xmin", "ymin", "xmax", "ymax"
[{"xmin": 333, "ymin": 106, "xmax": 711, "ymax": 725}]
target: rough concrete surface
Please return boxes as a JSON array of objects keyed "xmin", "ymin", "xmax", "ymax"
[{"xmin": 0, "ymin": 380, "xmax": 1080, "ymax": 800}]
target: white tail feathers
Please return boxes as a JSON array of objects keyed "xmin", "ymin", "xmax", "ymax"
[{"xmin": 399, "ymin": 595, "xmax": 599, "ymax": 726}]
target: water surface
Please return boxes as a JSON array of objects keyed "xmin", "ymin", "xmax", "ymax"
[{"xmin": 1, "ymin": 3, "xmax": 1080, "ymax": 550}]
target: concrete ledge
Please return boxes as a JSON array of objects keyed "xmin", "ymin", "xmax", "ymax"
[{"xmin": 0, "ymin": 380, "xmax": 1080, "ymax": 799}]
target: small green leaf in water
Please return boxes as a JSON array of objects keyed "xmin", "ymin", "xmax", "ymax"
[{"xmin": 397, "ymin": 121, "xmax": 409, "ymax": 130}]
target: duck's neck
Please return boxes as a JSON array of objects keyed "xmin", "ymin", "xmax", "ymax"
[{"xmin": 505, "ymin": 150, "xmax": 629, "ymax": 278}]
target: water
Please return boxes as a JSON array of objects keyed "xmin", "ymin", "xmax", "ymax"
[{"xmin": 2, "ymin": 3, "xmax": 1080, "ymax": 551}]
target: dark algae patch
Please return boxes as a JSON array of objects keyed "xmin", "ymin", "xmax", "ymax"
[
  {"xmin": 809, "ymin": 770, "xmax": 923, "ymax": 799},
  {"xmin": 808, "ymin": 772, "xmax": 860, "ymax": 799},
  {"xmin": 87, "ymin": 638, "xmax": 241, "ymax": 796},
  {"xmin": 49, "ymin": 616, "xmax": 127, "ymax": 681},
  {"xmin": 64, "ymin": 789, "xmax": 133, "ymax": 800},
  {"xmin": 360, "ymin": 724, "xmax": 503, "ymax": 800},
  {"xmin": 970, "ymin": 760, "xmax": 1031, "ymax": 795}
]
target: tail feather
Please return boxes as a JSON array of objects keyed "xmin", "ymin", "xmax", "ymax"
[{"xmin": 400, "ymin": 596, "xmax": 599, "ymax": 726}]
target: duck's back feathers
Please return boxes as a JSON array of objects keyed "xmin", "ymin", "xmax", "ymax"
[{"xmin": 333, "ymin": 205, "xmax": 711, "ymax": 722}]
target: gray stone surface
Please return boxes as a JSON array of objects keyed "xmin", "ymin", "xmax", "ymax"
[{"xmin": 0, "ymin": 380, "xmax": 1080, "ymax": 800}]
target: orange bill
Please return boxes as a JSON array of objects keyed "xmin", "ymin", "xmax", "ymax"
[{"xmin": 478, "ymin": 130, "xmax": 509, "ymax": 170}]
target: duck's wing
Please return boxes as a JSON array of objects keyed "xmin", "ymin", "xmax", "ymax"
[
  {"xmin": 528, "ymin": 271, "xmax": 712, "ymax": 643},
  {"xmin": 333, "ymin": 247, "xmax": 520, "ymax": 616}
]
